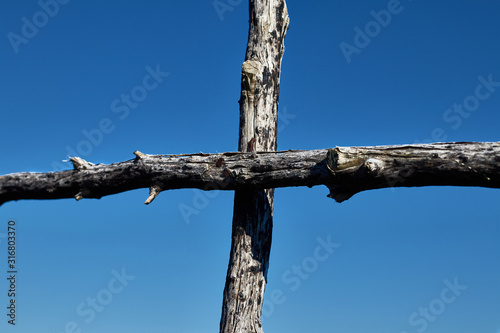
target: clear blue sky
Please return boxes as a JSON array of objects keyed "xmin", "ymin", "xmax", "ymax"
[{"xmin": 1, "ymin": 1, "xmax": 500, "ymax": 332}]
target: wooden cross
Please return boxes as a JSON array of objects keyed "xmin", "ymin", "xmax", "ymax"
[{"xmin": 1, "ymin": 1, "xmax": 499, "ymax": 332}]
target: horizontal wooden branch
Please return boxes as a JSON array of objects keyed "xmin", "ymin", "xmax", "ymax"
[{"xmin": 1, "ymin": 142, "xmax": 499, "ymax": 206}]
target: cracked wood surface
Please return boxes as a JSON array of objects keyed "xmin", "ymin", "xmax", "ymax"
[
  {"xmin": 1, "ymin": 142, "xmax": 499, "ymax": 207},
  {"xmin": 221, "ymin": 0, "xmax": 289, "ymax": 331}
]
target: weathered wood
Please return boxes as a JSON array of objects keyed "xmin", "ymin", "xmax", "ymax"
[
  {"xmin": 323, "ymin": 142, "xmax": 500, "ymax": 202},
  {"xmin": 1, "ymin": 142, "xmax": 499, "ymax": 206},
  {"xmin": 220, "ymin": 0, "xmax": 289, "ymax": 332},
  {"xmin": 3, "ymin": 1, "xmax": 499, "ymax": 332}
]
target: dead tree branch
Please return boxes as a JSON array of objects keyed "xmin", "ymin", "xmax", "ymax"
[
  {"xmin": 219, "ymin": 0, "xmax": 289, "ymax": 331},
  {"xmin": 1, "ymin": 142, "xmax": 499, "ymax": 206}
]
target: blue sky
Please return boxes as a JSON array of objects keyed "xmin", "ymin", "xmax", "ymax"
[{"xmin": 1, "ymin": 1, "xmax": 500, "ymax": 332}]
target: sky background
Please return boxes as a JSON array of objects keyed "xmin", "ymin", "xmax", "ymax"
[{"xmin": 1, "ymin": 1, "xmax": 500, "ymax": 332}]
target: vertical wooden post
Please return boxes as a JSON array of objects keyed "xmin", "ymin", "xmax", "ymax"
[{"xmin": 220, "ymin": 1, "xmax": 289, "ymax": 332}]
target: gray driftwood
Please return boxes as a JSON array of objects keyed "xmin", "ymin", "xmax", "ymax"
[
  {"xmin": 1, "ymin": 0, "xmax": 500, "ymax": 332},
  {"xmin": 1, "ymin": 142, "xmax": 499, "ymax": 207},
  {"xmin": 219, "ymin": 0, "xmax": 289, "ymax": 331}
]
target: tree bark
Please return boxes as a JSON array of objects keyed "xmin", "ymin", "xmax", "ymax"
[
  {"xmin": 219, "ymin": 1, "xmax": 289, "ymax": 332},
  {"xmin": 2, "ymin": 142, "xmax": 500, "ymax": 206}
]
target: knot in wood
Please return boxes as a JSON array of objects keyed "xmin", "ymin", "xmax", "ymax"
[
  {"xmin": 242, "ymin": 59, "xmax": 262, "ymax": 77},
  {"xmin": 363, "ymin": 158, "xmax": 384, "ymax": 175}
]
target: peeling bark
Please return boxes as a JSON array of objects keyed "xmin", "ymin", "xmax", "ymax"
[{"xmin": 1, "ymin": 142, "xmax": 499, "ymax": 206}]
